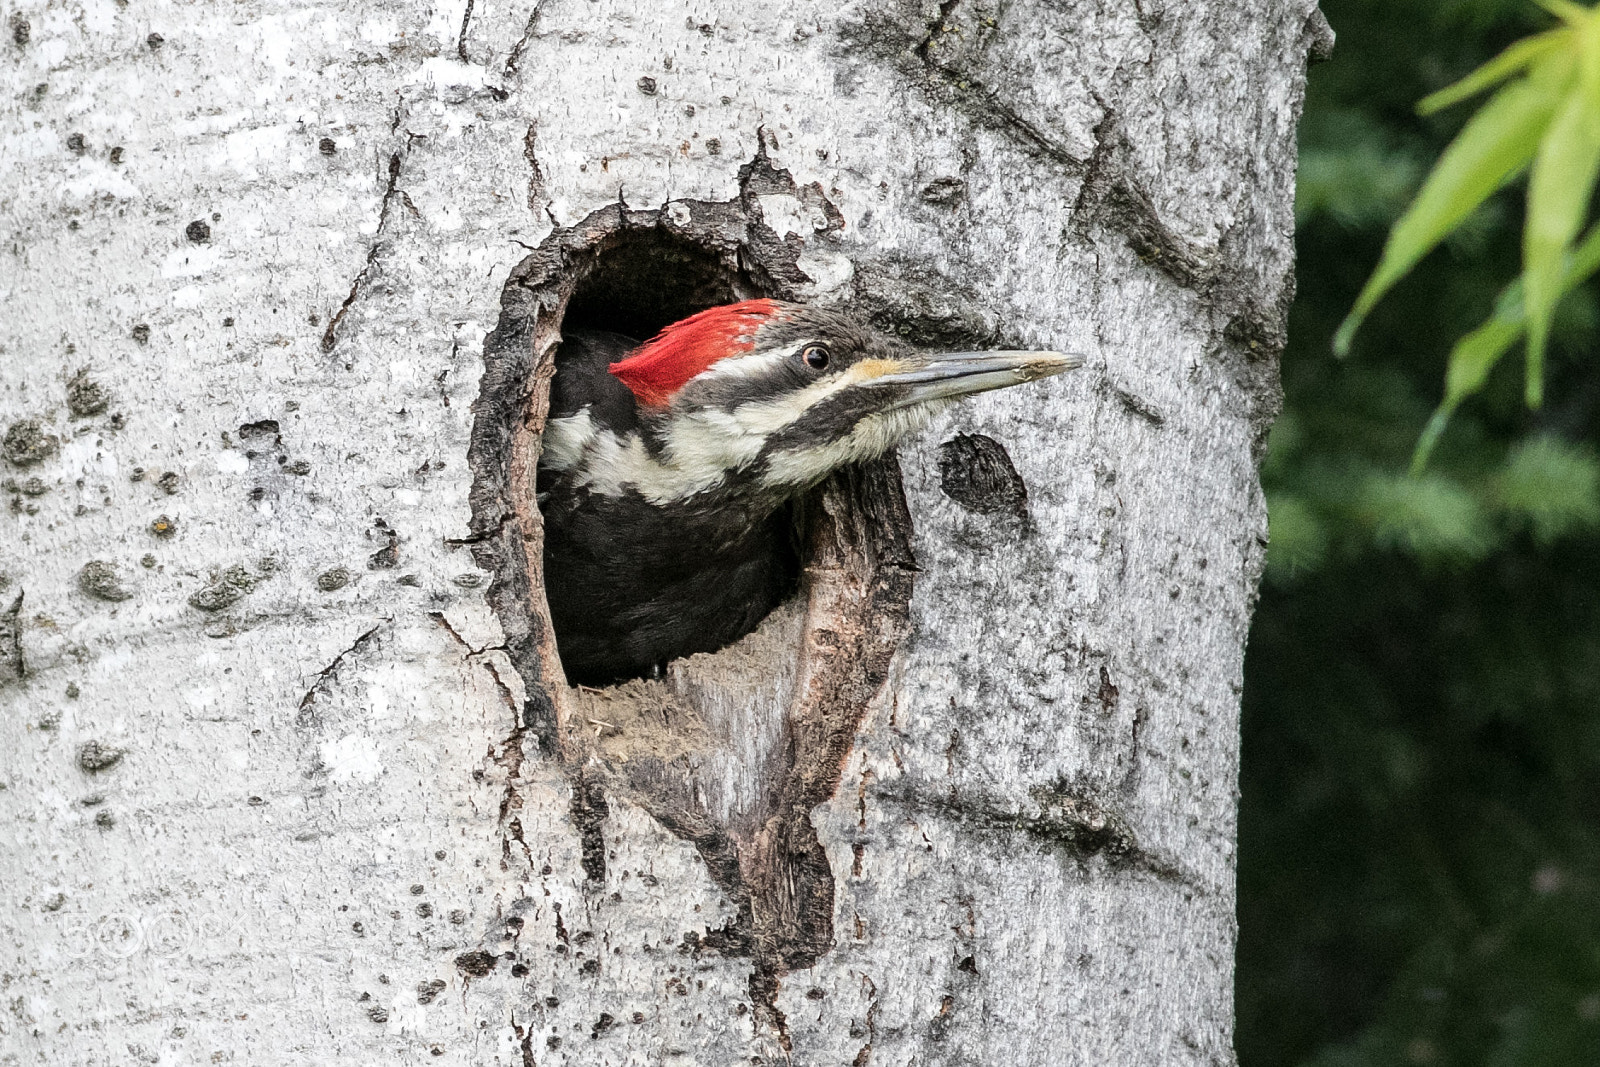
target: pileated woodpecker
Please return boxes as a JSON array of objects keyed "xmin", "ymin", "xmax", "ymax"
[{"xmin": 537, "ymin": 299, "xmax": 1080, "ymax": 685}]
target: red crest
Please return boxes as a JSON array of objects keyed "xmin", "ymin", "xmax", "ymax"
[{"xmin": 608, "ymin": 299, "xmax": 781, "ymax": 407}]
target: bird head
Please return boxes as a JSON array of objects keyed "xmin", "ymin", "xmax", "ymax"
[{"xmin": 561, "ymin": 299, "xmax": 1081, "ymax": 506}]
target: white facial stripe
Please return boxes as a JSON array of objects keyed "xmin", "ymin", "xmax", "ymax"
[
  {"xmin": 696, "ymin": 357, "xmax": 896, "ymax": 438},
  {"xmin": 758, "ymin": 400, "xmax": 950, "ymax": 491},
  {"xmin": 540, "ymin": 409, "xmax": 598, "ymax": 473},
  {"xmin": 541, "ymin": 356, "xmax": 928, "ymax": 507},
  {"xmin": 692, "ymin": 344, "xmax": 798, "ymax": 382}
]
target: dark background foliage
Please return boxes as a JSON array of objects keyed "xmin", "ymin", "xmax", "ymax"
[{"xmin": 1237, "ymin": 1, "xmax": 1600, "ymax": 1064}]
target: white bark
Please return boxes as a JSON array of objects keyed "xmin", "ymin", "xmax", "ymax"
[{"xmin": 0, "ymin": 1, "xmax": 1326, "ymax": 1064}]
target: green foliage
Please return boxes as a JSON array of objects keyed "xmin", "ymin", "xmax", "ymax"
[
  {"xmin": 1335, "ymin": 2, "xmax": 1600, "ymax": 458},
  {"xmin": 1240, "ymin": 1, "xmax": 1600, "ymax": 1064},
  {"xmin": 1493, "ymin": 435, "xmax": 1600, "ymax": 539},
  {"xmin": 1241, "ymin": 550, "xmax": 1600, "ymax": 1067},
  {"xmin": 1296, "ymin": 110, "xmax": 1425, "ymax": 229},
  {"xmin": 1334, "ymin": 46, "xmax": 1566, "ymax": 356},
  {"xmin": 1262, "ymin": 434, "xmax": 1600, "ymax": 580},
  {"xmin": 1415, "ymin": 219, "xmax": 1600, "ymax": 470}
]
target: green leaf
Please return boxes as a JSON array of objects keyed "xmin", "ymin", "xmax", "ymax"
[
  {"xmin": 1411, "ymin": 314, "xmax": 1524, "ymax": 475},
  {"xmin": 1418, "ymin": 29, "xmax": 1566, "ymax": 115},
  {"xmin": 1412, "ymin": 219, "xmax": 1600, "ymax": 473},
  {"xmin": 1523, "ymin": 45, "xmax": 1600, "ymax": 406},
  {"xmin": 1582, "ymin": 4, "xmax": 1600, "ymax": 108},
  {"xmin": 1334, "ymin": 68, "xmax": 1567, "ymax": 356},
  {"xmin": 1568, "ymin": 209, "xmax": 1600, "ymax": 277},
  {"xmin": 1535, "ymin": 0, "xmax": 1594, "ymax": 27}
]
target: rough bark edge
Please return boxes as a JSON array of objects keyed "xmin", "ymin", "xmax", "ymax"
[{"xmin": 742, "ymin": 459, "xmax": 917, "ymax": 979}]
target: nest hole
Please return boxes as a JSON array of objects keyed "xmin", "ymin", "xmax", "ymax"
[
  {"xmin": 471, "ymin": 195, "xmax": 916, "ymax": 986},
  {"xmin": 546, "ymin": 226, "xmax": 806, "ymax": 690}
]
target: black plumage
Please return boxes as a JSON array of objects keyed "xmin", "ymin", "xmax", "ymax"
[
  {"xmin": 535, "ymin": 301, "xmax": 1077, "ymax": 686},
  {"xmin": 538, "ymin": 329, "xmax": 801, "ymax": 685}
]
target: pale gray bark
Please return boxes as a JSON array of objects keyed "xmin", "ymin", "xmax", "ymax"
[{"xmin": 0, "ymin": 1, "xmax": 1326, "ymax": 1064}]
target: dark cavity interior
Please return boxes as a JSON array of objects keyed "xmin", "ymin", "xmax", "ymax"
[
  {"xmin": 561, "ymin": 228, "xmax": 754, "ymax": 342},
  {"xmin": 545, "ymin": 227, "xmax": 798, "ymax": 687}
]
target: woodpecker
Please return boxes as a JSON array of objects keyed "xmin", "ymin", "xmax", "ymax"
[{"xmin": 537, "ymin": 298, "xmax": 1080, "ymax": 685}]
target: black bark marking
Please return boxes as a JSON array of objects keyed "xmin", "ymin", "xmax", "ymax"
[
  {"xmin": 77, "ymin": 740, "xmax": 124, "ymax": 772},
  {"xmin": 503, "ymin": 1, "xmax": 547, "ymax": 79},
  {"xmin": 937, "ymin": 433, "xmax": 1028, "ymax": 519},
  {"xmin": 455, "ymin": 949, "xmax": 497, "ymax": 977},
  {"xmin": 0, "ymin": 592, "xmax": 22, "ymax": 685},
  {"xmin": 66, "ymin": 371, "xmax": 111, "ymax": 417},
  {"xmin": 919, "ymin": 176, "xmax": 966, "ymax": 206},
  {"xmin": 570, "ymin": 772, "xmax": 610, "ymax": 884},
  {"xmin": 237, "ymin": 419, "xmax": 281, "ymax": 444},
  {"xmin": 455, "ymin": 0, "xmax": 475, "ymax": 62},
  {"xmin": 1114, "ymin": 386, "xmax": 1166, "ymax": 426},
  {"xmin": 366, "ymin": 517, "xmax": 399, "ymax": 569},
  {"xmin": 1095, "ymin": 664, "xmax": 1119, "ymax": 715},
  {"xmin": 3, "ymin": 419, "xmax": 57, "ymax": 466},
  {"xmin": 880, "ymin": 778, "xmax": 1207, "ymax": 892}
]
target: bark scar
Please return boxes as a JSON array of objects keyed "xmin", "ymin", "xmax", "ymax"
[{"xmin": 880, "ymin": 779, "xmax": 1212, "ymax": 894}]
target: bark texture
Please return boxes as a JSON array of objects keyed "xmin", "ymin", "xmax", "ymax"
[{"xmin": 0, "ymin": 1, "xmax": 1327, "ymax": 1063}]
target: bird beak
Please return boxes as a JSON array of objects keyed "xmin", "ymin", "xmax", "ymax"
[{"xmin": 861, "ymin": 350, "xmax": 1084, "ymax": 405}]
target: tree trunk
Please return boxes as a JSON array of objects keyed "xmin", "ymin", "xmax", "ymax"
[{"xmin": 0, "ymin": 1, "xmax": 1328, "ymax": 1063}]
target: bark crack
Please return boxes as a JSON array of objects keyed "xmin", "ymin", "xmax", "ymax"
[
  {"xmin": 514, "ymin": 1017, "xmax": 537, "ymax": 1067},
  {"xmin": 522, "ymin": 124, "xmax": 547, "ymax": 218},
  {"xmin": 852, "ymin": 974, "xmax": 879, "ymax": 1066},
  {"xmin": 844, "ymin": 3, "xmax": 1294, "ymax": 367},
  {"xmin": 445, "ymin": 513, "xmax": 514, "ymax": 547},
  {"xmin": 878, "ymin": 780, "xmax": 1211, "ymax": 893},
  {"xmin": 297, "ymin": 621, "xmax": 386, "ymax": 717},
  {"xmin": 426, "ymin": 610, "xmax": 508, "ymax": 662},
  {"xmin": 429, "ymin": 612, "xmax": 534, "ymax": 871},
  {"xmin": 899, "ymin": 0, "xmax": 1085, "ymax": 169},
  {"xmin": 503, "ymin": 1, "xmax": 547, "ymax": 80},
  {"xmin": 455, "ymin": 0, "xmax": 475, "ymax": 63},
  {"xmin": 321, "ymin": 137, "xmax": 421, "ymax": 355}
]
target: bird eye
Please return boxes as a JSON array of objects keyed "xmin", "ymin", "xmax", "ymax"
[{"xmin": 802, "ymin": 344, "xmax": 831, "ymax": 370}]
